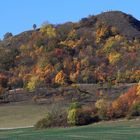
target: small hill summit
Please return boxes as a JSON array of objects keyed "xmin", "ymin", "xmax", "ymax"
[
  {"xmin": 96, "ymin": 11, "xmax": 140, "ymax": 39},
  {"xmin": 1, "ymin": 11, "xmax": 140, "ymax": 47}
]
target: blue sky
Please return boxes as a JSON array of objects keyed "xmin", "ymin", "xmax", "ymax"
[{"xmin": 0, "ymin": 0, "xmax": 140, "ymax": 39}]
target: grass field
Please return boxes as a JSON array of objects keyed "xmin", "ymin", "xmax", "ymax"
[
  {"xmin": 1, "ymin": 119, "xmax": 140, "ymax": 140},
  {"xmin": 0, "ymin": 103, "xmax": 49, "ymax": 128}
]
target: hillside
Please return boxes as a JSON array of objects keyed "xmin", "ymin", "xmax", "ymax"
[{"xmin": 0, "ymin": 11, "xmax": 140, "ymax": 96}]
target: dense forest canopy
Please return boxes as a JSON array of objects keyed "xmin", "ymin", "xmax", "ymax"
[{"xmin": 0, "ymin": 11, "xmax": 140, "ymax": 94}]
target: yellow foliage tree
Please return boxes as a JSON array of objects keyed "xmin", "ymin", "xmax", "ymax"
[
  {"xmin": 96, "ymin": 25, "xmax": 109, "ymax": 43},
  {"xmin": 95, "ymin": 99, "xmax": 108, "ymax": 110},
  {"xmin": 26, "ymin": 76, "xmax": 39, "ymax": 92},
  {"xmin": 108, "ymin": 52, "xmax": 121, "ymax": 64},
  {"xmin": 60, "ymin": 38, "xmax": 83, "ymax": 48},
  {"xmin": 40, "ymin": 25, "xmax": 56, "ymax": 38},
  {"xmin": 103, "ymin": 37, "xmax": 116, "ymax": 53}
]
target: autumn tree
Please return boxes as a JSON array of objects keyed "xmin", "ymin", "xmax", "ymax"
[
  {"xmin": 96, "ymin": 24, "xmax": 110, "ymax": 43},
  {"xmin": 40, "ymin": 24, "xmax": 56, "ymax": 38},
  {"xmin": 26, "ymin": 76, "xmax": 43, "ymax": 92},
  {"xmin": 108, "ymin": 52, "xmax": 121, "ymax": 65},
  {"xmin": 55, "ymin": 70, "xmax": 68, "ymax": 85},
  {"xmin": 95, "ymin": 99, "xmax": 110, "ymax": 120},
  {"xmin": 112, "ymin": 85, "xmax": 138, "ymax": 117}
]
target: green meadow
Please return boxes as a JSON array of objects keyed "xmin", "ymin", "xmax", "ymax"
[{"xmin": 1, "ymin": 119, "xmax": 140, "ymax": 140}]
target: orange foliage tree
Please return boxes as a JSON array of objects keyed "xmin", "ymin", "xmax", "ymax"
[
  {"xmin": 55, "ymin": 70, "xmax": 67, "ymax": 85},
  {"xmin": 112, "ymin": 85, "xmax": 138, "ymax": 117}
]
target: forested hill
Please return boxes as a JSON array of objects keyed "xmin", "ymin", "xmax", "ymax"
[{"xmin": 0, "ymin": 11, "xmax": 140, "ymax": 92}]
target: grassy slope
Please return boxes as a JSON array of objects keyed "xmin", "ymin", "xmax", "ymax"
[
  {"xmin": 1, "ymin": 119, "xmax": 140, "ymax": 140},
  {"xmin": 0, "ymin": 104, "xmax": 49, "ymax": 128},
  {"xmin": 0, "ymin": 83, "xmax": 135, "ymax": 128}
]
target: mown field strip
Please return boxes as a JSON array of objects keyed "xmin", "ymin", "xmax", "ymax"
[{"xmin": 1, "ymin": 119, "xmax": 140, "ymax": 140}]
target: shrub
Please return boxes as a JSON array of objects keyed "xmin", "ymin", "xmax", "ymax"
[
  {"xmin": 97, "ymin": 107, "xmax": 109, "ymax": 120},
  {"xmin": 83, "ymin": 105, "xmax": 99, "ymax": 122},
  {"xmin": 95, "ymin": 99, "xmax": 110, "ymax": 120},
  {"xmin": 95, "ymin": 99, "xmax": 108, "ymax": 110},
  {"xmin": 67, "ymin": 108, "xmax": 93, "ymax": 126},
  {"xmin": 67, "ymin": 102, "xmax": 81, "ymax": 126},
  {"xmin": 91, "ymin": 114, "xmax": 100, "ymax": 122},
  {"xmin": 127, "ymin": 102, "xmax": 140, "ymax": 117},
  {"xmin": 35, "ymin": 105, "xmax": 68, "ymax": 129},
  {"xmin": 67, "ymin": 102, "xmax": 94, "ymax": 126},
  {"xmin": 69, "ymin": 102, "xmax": 82, "ymax": 110},
  {"xmin": 67, "ymin": 108, "xmax": 79, "ymax": 125},
  {"xmin": 35, "ymin": 112, "xmax": 53, "ymax": 129}
]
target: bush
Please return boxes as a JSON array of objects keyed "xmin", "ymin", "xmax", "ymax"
[
  {"xmin": 67, "ymin": 103, "xmax": 94, "ymax": 126},
  {"xmin": 67, "ymin": 102, "xmax": 81, "ymax": 125},
  {"xmin": 91, "ymin": 114, "xmax": 100, "ymax": 122},
  {"xmin": 69, "ymin": 102, "xmax": 82, "ymax": 110},
  {"xmin": 127, "ymin": 102, "xmax": 140, "ymax": 117},
  {"xmin": 35, "ymin": 105, "xmax": 68, "ymax": 129},
  {"xmin": 67, "ymin": 108, "xmax": 93, "ymax": 126},
  {"xmin": 35, "ymin": 113, "xmax": 52, "ymax": 129},
  {"xmin": 95, "ymin": 99, "xmax": 110, "ymax": 120},
  {"xmin": 67, "ymin": 108, "xmax": 79, "ymax": 125},
  {"xmin": 97, "ymin": 107, "xmax": 109, "ymax": 120}
]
